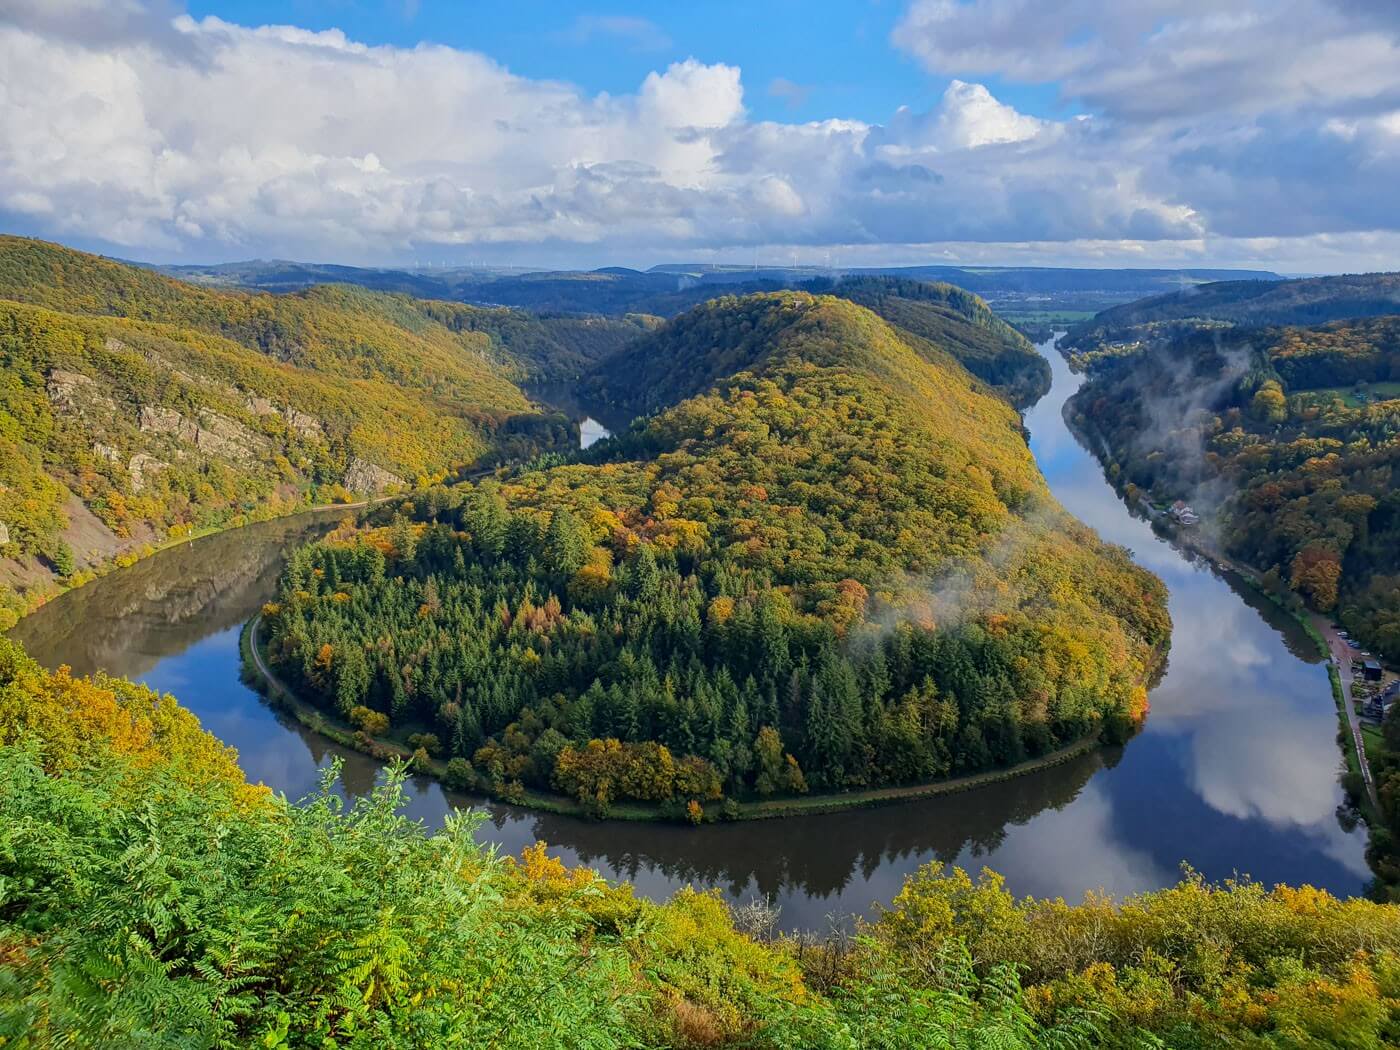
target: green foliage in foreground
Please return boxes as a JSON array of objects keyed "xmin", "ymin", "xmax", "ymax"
[{"xmin": 4, "ymin": 638, "xmax": 1400, "ymax": 1047}]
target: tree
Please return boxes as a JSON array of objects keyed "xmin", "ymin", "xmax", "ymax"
[
  {"xmin": 1251, "ymin": 380, "xmax": 1287, "ymax": 423},
  {"xmin": 543, "ymin": 508, "xmax": 588, "ymax": 580},
  {"xmin": 390, "ymin": 514, "xmax": 418, "ymax": 562},
  {"xmin": 335, "ymin": 645, "xmax": 370, "ymax": 714},
  {"xmin": 1290, "ymin": 544, "xmax": 1342, "ymax": 610}
]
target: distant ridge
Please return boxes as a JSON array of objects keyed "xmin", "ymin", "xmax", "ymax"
[{"xmin": 1064, "ymin": 270, "xmax": 1400, "ymax": 354}]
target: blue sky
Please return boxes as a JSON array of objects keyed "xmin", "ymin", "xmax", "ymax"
[
  {"xmin": 4, "ymin": 1, "xmax": 1399, "ymax": 271},
  {"xmin": 187, "ymin": 0, "xmax": 1070, "ymax": 126}
]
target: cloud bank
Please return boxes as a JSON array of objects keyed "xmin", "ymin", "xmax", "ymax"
[{"xmin": 2, "ymin": 0, "xmax": 1398, "ymax": 267}]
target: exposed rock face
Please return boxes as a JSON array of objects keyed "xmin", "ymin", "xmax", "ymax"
[
  {"xmin": 138, "ymin": 405, "xmax": 269, "ymax": 464},
  {"xmin": 246, "ymin": 396, "xmax": 322, "ymax": 439},
  {"xmin": 93, "ymin": 442, "xmax": 123, "ymax": 464},
  {"xmin": 48, "ymin": 370, "xmax": 116, "ymax": 417},
  {"xmin": 284, "ymin": 407, "xmax": 323, "ymax": 439},
  {"xmin": 140, "ymin": 405, "xmax": 199, "ymax": 442},
  {"xmin": 104, "ymin": 337, "xmax": 128, "ymax": 352},
  {"xmin": 344, "ymin": 457, "xmax": 404, "ymax": 495},
  {"xmin": 128, "ymin": 453, "xmax": 165, "ymax": 493},
  {"xmin": 0, "ymin": 521, "xmax": 10, "ymax": 547},
  {"xmin": 194, "ymin": 410, "xmax": 269, "ymax": 463}
]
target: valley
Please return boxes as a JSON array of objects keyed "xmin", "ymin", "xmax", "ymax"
[
  {"xmin": 9, "ymin": 335, "xmax": 1367, "ymax": 927},
  {"xmin": 5, "ymin": 254, "xmax": 1392, "ymax": 1044}
]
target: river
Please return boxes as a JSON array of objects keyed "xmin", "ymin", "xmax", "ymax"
[{"xmin": 8, "ymin": 337, "xmax": 1368, "ymax": 929}]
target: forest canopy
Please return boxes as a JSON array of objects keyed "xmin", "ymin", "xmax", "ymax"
[
  {"xmin": 262, "ymin": 293, "xmax": 1168, "ymax": 815},
  {"xmin": 0, "ymin": 237, "xmax": 625, "ymax": 624}
]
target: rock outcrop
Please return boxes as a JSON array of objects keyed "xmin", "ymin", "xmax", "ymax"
[
  {"xmin": 343, "ymin": 457, "xmax": 404, "ymax": 495},
  {"xmin": 48, "ymin": 370, "xmax": 117, "ymax": 418},
  {"xmin": 193, "ymin": 410, "xmax": 268, "ymax": 463},
  {"xmin": 128, "ymin": 453, "xmax": 166, "ymax": 493},
  {"xmin": 138, "ymin": 405, "xmax": 270, "ymax": 464},
  {"xmin": 283, "ymin": 407, "xmax": 323, "ymax": 439},
  {"xmin": 140, "ymin": 405, "xmax": 199, "ymax": 442}
]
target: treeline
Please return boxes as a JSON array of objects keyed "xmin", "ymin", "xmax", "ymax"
[
  {"xmin": 1066, "ymin": 317, "xmax": 1400, "ymax": 663},
  {"xmin": 264, "ymin": 293, "xmax": 1168, "ymax": 816},
  {"xmin": 5, "ymin": 637, "xmax": 1399, "ymax": 1047}
]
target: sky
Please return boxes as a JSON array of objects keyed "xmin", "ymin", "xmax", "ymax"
[{"xmin": 2, "ymin": 0, "xmax": 1399, "ymax": 272}]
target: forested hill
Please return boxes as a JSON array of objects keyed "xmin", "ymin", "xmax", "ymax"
[
  {"xmin": 1066, "ymin": 314, "xmax": 1400, "ymax": 661},
  {"xmin": 583, "ymin": 279, "xmax": 1047, "ymax": 415},
  {"xmin": 0, "ymin": 236, "xmax": 649, "ymax": 384},
  {"xmin": 1063, "ymin": 271, "xmax": 1400, "ymax": 359},
  {"xmin": 585, "ymin": 275, "xmax": 1050, "ymax": 408},
  {"xmin": 1069, "ymin": 313, "xmax": 1400, "ymax": 644},
  {"xmin": 263, "ymin": 292, "xmax": 1169, "ymax": 816},
  {"xmin": 167, "ymin": 254, "xmax": 1049, "ymax": 408},
  {"xmin": 0, "ymin": 237, "xmax": 592, "ymax": 625},
  {"xmin": 795, "ymin": 277, "xmax": 1049, "ymax": 407}
]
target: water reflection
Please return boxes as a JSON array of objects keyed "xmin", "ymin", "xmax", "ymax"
[
  {"xmin": 8, "ymin": 340, "xmax": 1368, "ymax": 931},
  {"xmin": 526, "ymin": 382, "xmax": 624, "ymax": 449}
]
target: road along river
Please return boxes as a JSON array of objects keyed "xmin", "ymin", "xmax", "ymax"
[{"xmin": 9, "ymin": 337, "xmax": 1368, "ymax": 929}]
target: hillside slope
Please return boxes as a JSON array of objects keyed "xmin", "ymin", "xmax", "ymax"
[
  {"xmin": 262, "ymin": 293, "xmax": 1169, "ymax": 812},
  {"xmin": 0, "ymin": 238, "xmax": 571, "ymax": 623},
  {"xmin": 1066, "ymin": 315, "xmax": 1400, "ymax": 663},
  {"xmin": 582, "ymin": 280, "xmax": 1047, "ymax": 415},
  {"xmin": 1063, "ymin": 271, "xmax": 1400, "ymax": 360}
]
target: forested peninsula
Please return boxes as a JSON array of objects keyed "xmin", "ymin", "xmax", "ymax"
[{"xmin": 260, "ymin": 292, "xmax": 1169, "ymax": 817}]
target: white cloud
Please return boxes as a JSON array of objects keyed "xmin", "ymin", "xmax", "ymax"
[
  {"xmin": 894, "ymin": 0, "xmax": 1400, "ymax": 124},
  {"xmin": 558, "ymin": 15, "xmax": 671, "ymax": 53},
  {"xmin": 0, "ymin": 1, "xmax": 1398, "ymax": 267}
]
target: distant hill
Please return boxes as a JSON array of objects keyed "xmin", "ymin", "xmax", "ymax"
[
  {"xmin": 1063, "ymin": 271, "xmax": 1400, "ymax": 358},
  {"xmin": 0, "ymin": 237, "xmax": 577, "ymax": 617},
  {"xmin": 654, "ymin": 263, "xmax": 1282, "ymax": 296},
  {"xmin": 582, "ymin": 277, "xmax": 1049, "ymax": 412},
  {"xmin": 158, "ymin": 257, "xmax": 1281, "ymax": 317}
]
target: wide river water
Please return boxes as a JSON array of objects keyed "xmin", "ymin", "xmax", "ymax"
[{"xmin": 10, "ymin": 338, "xmax": 1368, "ymax": 928}]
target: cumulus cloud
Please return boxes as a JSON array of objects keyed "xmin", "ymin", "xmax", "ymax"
[
  {"xmin": 893, "ymin": 0, "xmax": 1400, "ymax": 245},
  {"xmin": 0, "ymin": 1, "xmax": 1398, "ymax": 265}
]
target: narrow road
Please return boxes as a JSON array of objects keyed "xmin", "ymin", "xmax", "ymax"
[
  {"xmin": 1316, "ymin": 617, "xmax": 1380, "ymax": 811},
  {"xmin": 246, "ymin": 614, "xmax": 281, "ymax": 693}
]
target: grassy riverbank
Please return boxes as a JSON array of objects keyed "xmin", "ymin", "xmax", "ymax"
[{"xmin": 241, "ymin": 612, "xmax": 1142, "ymax": 824}]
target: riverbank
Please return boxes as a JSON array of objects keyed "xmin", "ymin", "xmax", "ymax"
[
  {"xmin": 1063, "ymin": 393, "xmax": 1386, "ymax": 839},
  {"xmin": 4, "ymin": 491, "xmax": 401, "ymax": 630},
  {"xmin": 242, "ymin": 611, "xmax": 1143, "ymax": 824}
]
